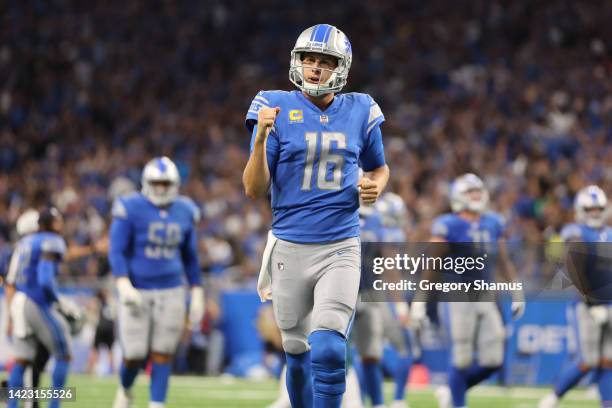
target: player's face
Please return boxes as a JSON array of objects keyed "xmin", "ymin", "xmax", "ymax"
[
  {"xmin": 466, "ymin": 188, "xmax": 483, "ymax": 204},
  {"xmin": 301, "ymin": 52, "xmax": 338, "ymax": 85},
  {"xmin": 585, "ymin": 206, "xmax": 604, "ymax": 218},
  {"xmin": 150, "ymin": 180, "xmax": 172, "ymax": 197}
]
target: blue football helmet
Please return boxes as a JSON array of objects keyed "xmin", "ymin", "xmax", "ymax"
[
  {"xmin": 574, "ymin": 185, "xmax": 608, "ymax": 228},
  {"xmin": 375, "ymin": 192, "xmax": 407, "ymax": 228},
  {"xmin": 141, "ymin": 156, "xmax": 180, "ymax": 206},
  {"xmin": 450, "ymin": 173, "xmax": 489, "ymax": 214},
  {"xmin": 289, "ymin": 24, "xmax": 352, "ymax": 96}
]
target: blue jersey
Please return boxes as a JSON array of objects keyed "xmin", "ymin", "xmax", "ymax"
[
  {"xmin": 360, "ymin": 210, "xmax": 383, "ymax": 243},
  {"xmin": 361, "ymin": 213, "xmax": 406, "ymax": 243},
  {"xmin": 246, "ymin": 90, "xmax": 386, "ymax": 243},
  {"xmin": 561, "ymin": 223, "xmax": 612, "ymax": 304},
  {"xmin": 11, "ymin": 232, "xmax": 66, "ymax": 307},
  {"xmin": 108, "ymin": 193, "xmax": 202, "ymax": 289},
  {"xmin": 431, "ymin": 212, "xmax": 506, "ymax": 281},
  {"xmin": 431, "ymin": 212, "xmax": 506, "ymax": 244}
]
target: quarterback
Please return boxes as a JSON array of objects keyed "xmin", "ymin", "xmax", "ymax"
[{"xmin": 243, "ymin": 24, "xmax": 389, "ymax": 408}]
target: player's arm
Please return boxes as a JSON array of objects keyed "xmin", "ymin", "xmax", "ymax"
[
  {"xmin": 497, "ymin": 238, "xmax": 518, "ymax": 282},
  {"xmin": 243, "ymin": 107, "xmax": 280, "ymax": 199},
  {"xmin": 37, "ymin": 251, "xmax": 61, "ymax": 303},
  {"xmin": 181, "ymin": 219, "xmax": 205, "ymax": 328},
  {"xmin": 360, "ymin": 164, "xmax": 390, "ymax": 205},
  {"xmin": 108, "ymin": 200, "xmax": 141, "ymax": 307},
  {"xmin": 497, "ymin": 238, "xmax": 526, "ymax": 318},
  {"xmin": 410, "ymin": 226, "xmax": 449, "ymax": 326},
  {"xmin": 359, "ymin": 125, "xmax": 389, "ymax": 204},
  {"xmin": 5, "ymin": 246, "xmax": 22, "ymax": 307},
  {"xmin": 108, "ymin": 216, "xmax": 132, "ymax": 279}
]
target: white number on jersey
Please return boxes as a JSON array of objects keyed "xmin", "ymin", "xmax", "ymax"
[
  {"xmin": 301, "ymin": 132, "xmax": 346, "ymax": 191},
  {"xmin": 145, "ymin": 222, "xmax": 182, "ymax": 259}
]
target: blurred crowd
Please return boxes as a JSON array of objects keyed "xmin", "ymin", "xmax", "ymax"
[{"xmin": 0, "ymin": 0, "xmax": 610, "ymax": 289}]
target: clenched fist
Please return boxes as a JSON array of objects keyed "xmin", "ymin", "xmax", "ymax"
[
  {"xmin": 258, "ymin": 107, "xmax": 281, "ymax": 130},
  {"xmin": 359, "ymin": 177, "xmax": 381, "ymax": 204}
]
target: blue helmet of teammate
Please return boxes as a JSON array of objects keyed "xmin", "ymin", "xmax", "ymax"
[
  {"xmin": 574, "ymin": 185, "xmax": 608, "ymax": 228},
  {"xmin": 375, "ymin": 192, "xmax": 407, "ymax": 228},
  {"xmin": 450, "ymin": 173, "xmax": 489, "ymax": 214},
  {"xmin": 141, "ymin": 156, "xmax": 180, "ymax": 206},
  {"xmin": 289, "ymin": 24, "xmax": 352, "ymax": 96}
]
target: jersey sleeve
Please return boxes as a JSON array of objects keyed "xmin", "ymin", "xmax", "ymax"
[
  {"xmin": 6, "ymin": 243, "xmax": 25, "ymax": 284},
  {"xmin": 561, "ymin": 224, "xmax": 582, "ymax": 242},
  {"xmin": 245, "ymin": 91, "xmax": 273, "ymax": 132},
  {"xmin": 366, "ymin": 96, "xmax": 385, "ymax": 135},
  {"xmin": 108, "ymin": 197, "xmax": 132, "ymax": 277},
  {"xmin": 431, "ymin": 216, "xmax": 450, "ymax": 240},
  {"xmin": 359, "ymin": 95, "xmax": 386, "ymax": 171},
  {"xmin": 359, "ymin": 125, "xmax": 386, "ymax": 171},
  {"xmin": 181, "ymin": 222, "xmax": 202, "ymax": 286},
  {"xmin": 41, "ymin": 235, "xmax": 67, "ymax": 258}
]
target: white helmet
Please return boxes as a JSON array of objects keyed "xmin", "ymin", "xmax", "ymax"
[
  {"xmin": 375, "ymin": 192, "xmax": 407, "ymax": 228},
  {"xmin": 141, "ymin": 157, "xmax": 180, "ymax": 206},
  {"xmin": 16, "ymin": 209, "xmax": 39, "ymax": 237},
  {"xmin": 289, "ymin": 24, "xmax": 352, "ymax": 96},
  {"xmin": 574, "ymin": 185, "xmax": 608, "ymax": 229},
  {"xmin": 450, "ymin": 173, "xmax": 489, "ymax": 214}
]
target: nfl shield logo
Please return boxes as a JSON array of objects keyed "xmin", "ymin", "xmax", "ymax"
[{"xmin": 319, "ymin": 115, "xmax": 328, "ymax": 124}]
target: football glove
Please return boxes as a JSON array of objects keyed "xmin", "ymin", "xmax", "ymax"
[
  {"xmin": 410, "ymin": 301, "xmax": 427, "ymax": 329},
  {"xmin": 588, "ymin": 305, "xmax": 609, "ymax": 325},
  {"xmin": 57, "ymin": 296, "xmax": 85, "ymax": 335},
  {"xmin": 116, "ymin": 277, "xmax": 142, "ymax": 311},
  {"xmin": 188, "ymin": 286, "xmax": 205, "ymax": 330},
  {"xmin": 511, "ymin": 288, "xmax": 526, "ymax": 320}
]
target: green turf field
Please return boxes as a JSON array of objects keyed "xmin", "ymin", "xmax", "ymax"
[{"xmin": 36, "ymin": 374, "xmax": 599, "ymax": 408}]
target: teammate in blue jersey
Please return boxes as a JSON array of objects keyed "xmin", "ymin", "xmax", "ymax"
[
  {"xmin": 6, "ymin": 207, "xmax": 77, "ymax": 408},
  {"xmin": 411, "ymin": 174, "xmax": 525, "ymax": 408},
  {"xmin": 110, "ymin": 157, "xmax": 205, "ymax": 408},
  {"xmin": 354, "ymin": 192, "xmax": 417, "ymax": 408},
  {"xmin": 243, "ymin": 24, "xmax": 389, "ymax": 408},
  {"xmin": 539, "ymin": 185, "xmax": 612, "ymax": 408}
]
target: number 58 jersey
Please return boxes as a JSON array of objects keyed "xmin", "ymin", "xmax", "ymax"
[
  {"xmin": 109, "ymin": 193, "xmax": 201, "ymax": 289},
  {"xmin": 246, "ymin": 90, "xmax": 386, "ymax": 243}
]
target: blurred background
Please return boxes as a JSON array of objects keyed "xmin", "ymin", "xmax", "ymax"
[{"xmin": 0, "ymin": 0, "xmax": 610, "ymax": 400}]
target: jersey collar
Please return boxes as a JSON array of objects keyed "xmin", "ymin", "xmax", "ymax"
[{"xmin": 295, "ymin": 91, "xmax": 340, "ymax": 115}]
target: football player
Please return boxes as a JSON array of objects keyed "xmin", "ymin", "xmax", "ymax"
[
  {"xmin": 4, "ymin": 209, "xmax": 49, "ymax": 408},
  {"xmin": 110, "ymin": 157, "xmax": 204, "ymax": 408},
  {"xmin": 243, "ymin": 24, "xmax": 389, "ymax": 408},
  {"xmin": 539, "ymin": 185, "xmax": 612, "ymax": 407},
  {"xmin": 6, "ymin": 207, "xmax": 76, "ymax": 408},
  {"xmin": 354, "ymin": 192, "xmax": 416, "ymax": 408},
  {"xmin": 411, "ymin": 173, "xmax": 525, "ymax": 408}
]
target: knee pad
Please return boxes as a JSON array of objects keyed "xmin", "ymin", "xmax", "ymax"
[
  {"xmin": 477, "ymin": 341, "xmax": 504, "ymax": 368},
  {"xmin": 452, "ymin": 342, "xmax": 473, "ymax": 369},
  {"xmin": 309, "ymin": 330, "xmax": 346, "ymax": 397},
  {"xmin": 283, "ymin": 338, "xmax": 310, "ymax": 355},
  {"xmin": 313, "ymin": 303, "xmax": 353, "ymax": 334}
]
